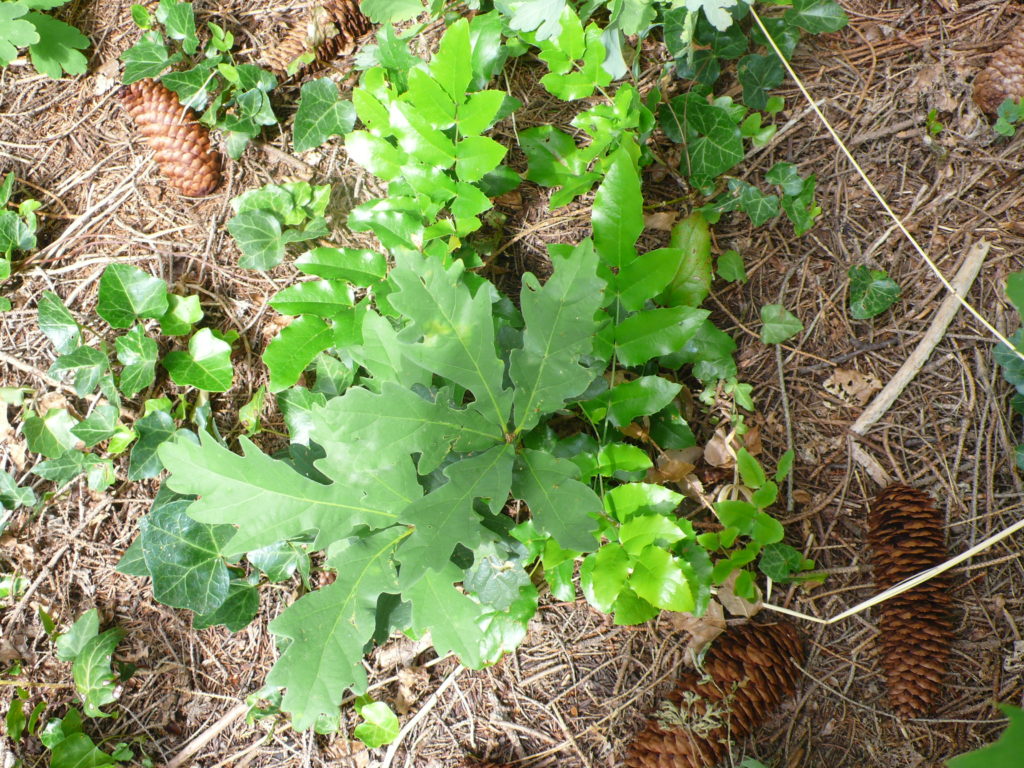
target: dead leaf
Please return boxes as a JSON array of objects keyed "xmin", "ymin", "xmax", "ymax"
[
  {"xmin": 394, "ymin": 665, "xmax": 430, "ymax": 715},
  {"xmin": 823, "ymin": 368, "xmax": 881, "ymax": 406},
  {"xmin": 37, "ymin": 392, "xmax": 68, "ymax": 414},
  {"xmin": 643, "ymin": 211, "xmax": 677, "ymax": 231},
  {"xmin": 742, "ymin": 424, "xmax": 761, "ymax": 456},
  {"xmin": 703, "ymin": 427, "xmax": 736, "ymax": 468},
  {"xmin": 717, "ymin": 572, "xmax": 763, "ymax": 618},
  {"xmin": 665, "ymin": 600, "xmax": 726, "ymax": 659}
]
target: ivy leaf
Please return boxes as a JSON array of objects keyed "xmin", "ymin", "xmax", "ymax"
[
  {"xmin": 162, "ymin": 328, "xmax": 233, "ymax": 391},
  {"xmin": 353, "ymin": 700, "xmax": 400, "ymax": 748},
  {"xmin": 156, "ymin": 0, "xmax": 198, "ymax": 54},
  {"xmin": 397, "ymin": 444, "xmax": 514, "ymax": 586},
  {"xmin": 32, "ymin": 449, "xmax": 99, "ymax": 486},
  {"xmin": 115, "ymin": 325, "xmax": 158, "ymax": 398},
  {"xmin": 592, "ymin": 144, "xmax": 642, "ymax": 270},
  {"xmin": 263, "ymin": 316, "xmax": 334, "ymax": 394},
  {"xmin": 784, "ymin": 0, "xmax": 848, "ymax": 33},
  {"xmin": 510, "ymin": 241, "xmax": 605, "ymax": 432},
  {"xmin": 614, "ymin": 307, "xmax": 709, "ymax": 367},
  {"xmin": 848, "ymin": 265, "xmax": 901, "ymax": 320},
  {"xmin": 159, "ymin": 294, "xmax": 203, "ymax": 336},
  {"xmin": 390, "ymin": 251, "xmax": 511, "ymax": 426},
  {"xmin": 192, "ymin": 579, "xmax": 259, "ymax": 631},
  {"xmin": 121, "ymin": 33, "xmax": 175, "ymax": 83},
  {"xmin": 511, "ymin": 449, "xmax": 600, "ymax": 551},
  {"xmin": 97, "ymin": 264, "xmax": 169, "ymax": 329},
  {"xmin": 48, "ymin": 346, "xmax": 109, "ymax": 396},
  {"xmin": 159, "ymin": 433, "xmax": 404, "ymax": 555},
  {"xmin": 265, "ymin": 526, "xmax": 404, "ymax": 731},
  {"xmin": 72, "ymin": 626, "xmax": 125, "ymax": 718},
  {"xmin": 56, "ymin": 609, "xmax": 100, "ymax": 662},
  {"xmin": 277, "ymin": 388, "xmax": 327, "ymax": 446},
  {"xmin": 759, "ymin": 303, "xmax": 803, "ymax": 344},
  {"xmin": 70, "ymin": 405, "xmax": 118, "ymax": 447},
  {"xmin": 127, "ymin": 409, "xmax": 177, "ymax": 480},
  {"xmin": 0, "ymin": 469, "xmax": 35, "ymax": 510},
  {"xmin": 293, "ymin": 79, "xmax": 356, "ymax": 153},
  {"xmin": 227, "ymin": 210, "xmax": 285, "ymax": 270},
  {"xmin": 24, "ymin": 12, "xmax": 89, "ymax": 79},
  {"xmin": 659, "ymin": 94, "xmax": 743, "ymax": 185},
  {"xmin": 137, "ymin": 489, "xmax": 233, "ymax": 614},
  {"xmin": 37, "ymin": 291, "xmax": 80, "ymax": 354},
  {"xmin": 23, "ymin": 408, "xmax": 79, "ymax": 458},
  {"xmin": 737, "ymin": 53, "xmax": 784, "ymax": 110}
]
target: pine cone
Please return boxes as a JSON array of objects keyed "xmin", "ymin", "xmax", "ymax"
[
  {"xmin": 121, "ymin": 79, "xmax": 222, "ymax": 197},
  {"xmin": 625, "ymin": 622, "xmax": 804, "ymax": 768},
  {"xmin": 974, "ymin": 20, "xmax": 1024, "ymax": 114},
  {"xmin": 867, "ymin": 485, "xmax": 954, "ymax": 719},
  {"xmin": 263, "ymin": 1, "xmax": 372, "ymax": 78}
]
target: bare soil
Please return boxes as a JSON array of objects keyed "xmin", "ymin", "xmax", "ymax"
[{"xmin": 3, "ymin": 1, "xmax": 1024, "ymax": 767}]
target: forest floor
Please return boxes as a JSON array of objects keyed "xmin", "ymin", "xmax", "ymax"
[{"xmin": 3, "ymin": 0, "xmax": 1024, "ymax": 767}]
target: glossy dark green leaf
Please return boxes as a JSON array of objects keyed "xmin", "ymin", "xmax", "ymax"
[
  {"xmin": 115, "ymin": 325, "xmax": 158, "ymax": 398},
  {"xmin": 162, "ymin": 328, "xmax": 234, "ymax": 391},
  {"xmin": 140, "ymin": 489, "xmax": 233, "ymax": 614},
  {"xmin": 128, "ymin": 409, "xmax": 176, "ymax": 480},
  {"xmin": 294, "ymin": 79, "xmax": 356, "ymax": 152},
  {"xmin": 48, "ymin": 346, "xmax": 109, "ymax": 396},
  {"xmin": 848, "ymin": 265, "xmax": 901, "ymax": 320},
  {"xmin": 263, "ymin": 316, "xmax": 334, "ymax": 394},
  {"xmin": 97, "ymin": 264, "xmax": 169, "ymax": 329},
  {"xmin": 37, "ymin": 291, "xmax": 80, "ymax": 354}
]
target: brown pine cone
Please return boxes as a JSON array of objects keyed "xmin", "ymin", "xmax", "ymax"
[
  {"xmin": 625, "ymin": 622, "xmax": 804, "ymax": 768},
  {"xmin": 974, "ymin": 20, "xmax": 1024, "ymax": 114},
  {"xmin": 121, "ymin": 79, "xmax": 222, "ymax": 197},
  {"xmin": 263, "ymin": 1, "xmax": 373, "ymax": 78},
  {"xmin": 867, "ymin": 485, "xmax": 954, "ymax": 719}
]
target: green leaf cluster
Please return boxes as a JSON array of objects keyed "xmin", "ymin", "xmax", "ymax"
[
  {"xmin": 27, "ymin": 265, "xmax": 233, "ymax": 494},
  {"xmin": 121, "ymin": 0, "xmax": 277, "ymax": 158},
  {"xmin": 0, "ymin": 0, "xmax": 89, "ymax": 78}
]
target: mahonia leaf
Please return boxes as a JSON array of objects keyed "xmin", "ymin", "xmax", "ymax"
[
  {"xmin": 159, "ymin": 433, "xmax": 409, "ymax": 556},
  {"xmin": 510, "ymin": 241, "xmax": 605, "ymax": 432},
  {"xmin": 266, "ymin": 527, "xmax": 405, "ymax": 731},
  {"xmin": 389, "ymin": 251, "xmax": 512, "ymax": 427},
  {"xmin": 511, "ymin": 449, "xmax": 600, "ymax": 551},
  {"xmin": 397, "ymin": 444, "xmax": 514, "ymax": 587},
  {"xmin": 592, "ymin": 144, "xmax": 642, "ymax": 271}
]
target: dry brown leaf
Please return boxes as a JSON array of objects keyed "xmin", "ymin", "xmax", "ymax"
[
  {"xmin": 643, "ymin": 211, "xmax": 677, "ymax": 231},
  {"xmin": 742, "ymin": 424, "xmax": 762, "ymax": 456},
  {"xmin": 664, "ymin": 599, "xmax": 726, "ymax": 658},
  {"xmin": 823, "ymin": 367, "xmax": 882, "ymax": 406},
  {"xmin": 717, "ymin": 571, "xmax": 763, "ymax": 618},
  {"xmin": 394, "ymin": 665, "xmax": 430, "ymax": 715},
  {"xmin": 703, "ymin": 427, "xmax": 736, "ymax": 468}
]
